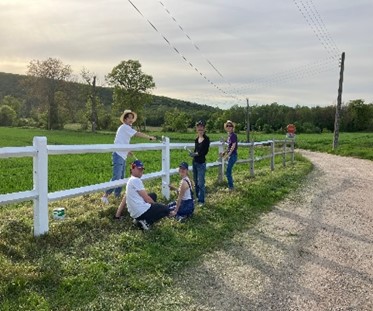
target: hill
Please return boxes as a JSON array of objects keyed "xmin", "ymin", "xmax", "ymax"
[{"xmin": 0, "ymin": 71, "xmax": 220, "ymax": 127}]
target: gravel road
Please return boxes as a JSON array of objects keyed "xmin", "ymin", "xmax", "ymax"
[{"xmin": 148, "ymin": 150, "xmax": 373, "ymax": 311}]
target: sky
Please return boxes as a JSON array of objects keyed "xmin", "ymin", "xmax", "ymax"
[{"xmin": 1, "ymin": 0, "xmax": 372, "ymax": 109}]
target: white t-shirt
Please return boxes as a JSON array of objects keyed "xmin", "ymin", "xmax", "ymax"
[
  {"xmin": 114, "ymin": 123, "xmax": 137, "ymax": 160},
  {"xmin": 179, "ymin": 177, "xmax": 192, "ymax": 200},
  {"xmin": 125, "ymin": 176, "xmax": 151, "ymax": 218}
]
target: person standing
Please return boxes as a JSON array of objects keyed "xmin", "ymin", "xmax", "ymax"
[
  {"xmin": 126, "ymin": 160, "xmax": 171, "ymax": 230},
  {"xmin": 101, "ymin": 109, "xmax": 156, "ymax": 205},
  {"xmin": 222, "ymin": 120, "xmax": 238, "ymax": 190},
  {"xmin": 190, "ymin": 120, "xmax": 210, "ymax": 206}
]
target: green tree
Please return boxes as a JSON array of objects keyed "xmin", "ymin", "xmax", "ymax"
[
  {"xmin": 25, "ymin": 58, "xmax": 72, "ymax": 130},
  {"xmin": 0, "ymin": 105, "xmax": 17, "ymax": 126},
  {"xmin": 162, "ymin": 109, "xmax": 191, "ymax": 132},
  {"xmin": 344, "ymin": 99, "xmax": 373, "ymax": 131},
  {"xmin": 106, "ymin": 60, "xmax": 155, "ymax": 128},
  {"xmin": 0, "ymin": 95, "xmax": 24, "ymax": 118}
]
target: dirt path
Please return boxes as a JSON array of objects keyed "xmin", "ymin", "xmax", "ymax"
[{"xmin": 148, "ymin": 150, "xmax": 373, "ymax": 311}]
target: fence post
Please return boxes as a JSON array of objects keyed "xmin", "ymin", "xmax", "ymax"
[
  {"xmin": 249, "ymin": 140, "xmax": 255, "ymax": 176},
  {"xmin": 291, "ymin": 139, "xmax": 295, "ymax": 163},
  {"xmin": 161, "ymin": 136, "xmax": 170, "ymax": 199},
  {"xmin": 33, "ymin": 137, "xmax": 49, "ymax": 236},
  {"xmin": 218, "ymin": 143, "xmax": 225, "ymax": 183},
  {"xmin": 270, "ymin": 139, "xmax": 275, "ymax": 171},
  {"xmin": 282, "ymin": 139, "xmax": 286, "ymax": 167}
]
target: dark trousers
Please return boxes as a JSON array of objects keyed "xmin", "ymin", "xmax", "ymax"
[{"xmin": 136, "ymin": 192, "xmax": 170, "ymax": 225}]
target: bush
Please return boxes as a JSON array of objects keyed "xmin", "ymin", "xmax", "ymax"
[{"xmin": 0, "ymin": 105, "xmax": 16, "ymax": 126}]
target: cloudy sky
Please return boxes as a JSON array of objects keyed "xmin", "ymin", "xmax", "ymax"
[{"xmin": 1, "ymin": 0, "xmax": 372, "ymax": 109}]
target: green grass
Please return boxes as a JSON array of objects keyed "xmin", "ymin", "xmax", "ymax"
[{"xmin": 0, "ymin": 127, "xmax": 371, "ymax": 310}]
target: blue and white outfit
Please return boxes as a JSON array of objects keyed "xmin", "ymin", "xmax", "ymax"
[{"xmin": 168, "ymin": 177, "xmax": 195, "ymax": 218}]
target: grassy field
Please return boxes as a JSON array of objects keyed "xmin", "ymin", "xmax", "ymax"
[{"xmin": 0, "ymin": 127, "xmax": 371, "ymax": 310}]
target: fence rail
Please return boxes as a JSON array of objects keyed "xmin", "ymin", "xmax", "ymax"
[{"xmin": 0, "ymin": 136, "xmax": 294, "ymax": 236}]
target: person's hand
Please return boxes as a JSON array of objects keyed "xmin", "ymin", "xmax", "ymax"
[
  {"xmin": 168, "ymin": 184, "xmax": 177, "ymax": 191},
  {"xmin": 189, "ymin": 152, "xmax": 197, "ymax": 157}
]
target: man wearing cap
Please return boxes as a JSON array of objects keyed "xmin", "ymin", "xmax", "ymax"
[
  {"xmin": 189, "ymin": 120, "xmax": 210, "ymax": 206},
  {"xmin": 167, "ymin": 162, "xmax": 195, "ymax": 222},
  {"xmin": 126, "ymin": 160, "xmax": 171, "ymax": 230},
  {"xmin": 102, "ymin": 109, "xmax": 156, "ymax": 206}
]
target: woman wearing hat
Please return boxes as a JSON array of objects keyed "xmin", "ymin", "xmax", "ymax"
[
  {"xmin": 102, "ymin": 109, "xmax": 156, "ymax": 206},
  {"xmin": 168, "ymin": 162, "xmax": 195, "ymax": 222},
  {"xmin": 222, "ymin": 120, "xmax": 238, "ymax": 190},
  {"xmin": 190, "ymin": 120, "xmax": 210, "ymax": 206}
]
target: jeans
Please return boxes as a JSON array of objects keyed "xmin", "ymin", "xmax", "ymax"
[
  {"xmin": 193, "ymin": 162, "xmax": 206, "ymax": 203},
  {"xmin": 226, "ymin": 153, "xmax": 237, "ymax": 189},
  {"xmin": 105, "ymin": 152, "xmax": 126, "ymax": 197}
]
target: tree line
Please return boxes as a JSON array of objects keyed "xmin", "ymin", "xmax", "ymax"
[{"xmin": 0, "ymin": 58, "xmax": 372, "ymax": 133}]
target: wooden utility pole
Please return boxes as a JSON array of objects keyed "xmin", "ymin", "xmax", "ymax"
[
  {"xmin": 246, "ymin": 98, "xmax": 250, "ymax": 142},
  {"xmin": 333, "ymin": 52, "xmax": 345, "ymax": 150}
]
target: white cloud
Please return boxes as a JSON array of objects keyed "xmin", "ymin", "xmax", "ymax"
[{"xmin": 0, "ymin": 0, "xmax": 372, "ymax": 108}]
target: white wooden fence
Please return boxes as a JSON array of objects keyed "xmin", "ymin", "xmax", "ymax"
[{"xmin": 0, "ymin": 136, "xmax": 294, "ymax": 236}]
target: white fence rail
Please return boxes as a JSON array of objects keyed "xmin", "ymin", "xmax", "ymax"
[{"xmin": 0, "ymin": 136, "xmax": 294, "ymax": 236}]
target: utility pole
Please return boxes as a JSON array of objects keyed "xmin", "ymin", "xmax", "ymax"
[
  {"xmin": 333, "ymin": 52, "xmax": 345, "ymax": 150},
  {"xmin": 246, "ymin": 98, "xmax": 250, "ymax": 142}
]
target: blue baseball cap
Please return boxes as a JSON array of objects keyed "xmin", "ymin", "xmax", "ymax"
[
  {"xmin": 131, "ymin": 160, "xmax": 144, "ymax": 169},
  {"xmin": 179, "ymin": 162, "xmax": 189, "ymax": 170}
]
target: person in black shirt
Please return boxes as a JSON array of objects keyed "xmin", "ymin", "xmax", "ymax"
[{"xmin": 190, "ymin": 120, "xmax": 210, "ymax": 206}]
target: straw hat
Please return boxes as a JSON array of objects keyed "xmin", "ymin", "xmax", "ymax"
[
  {"xmin": 120, "ymin": 110, "xmax": 137, "ymax": 123},
  {"xmin": 224, "ymin": 120, "xmax": 236, "ymax": 130}
]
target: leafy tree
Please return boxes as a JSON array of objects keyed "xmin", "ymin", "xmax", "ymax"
[
  {"xmin": 25, "ymin": 58, "xmax": 72, "ymax": 130},
  {"xmin": 162, "ymin": 109, "xmax": 191, "ymax": 132},
  {"xmin": 0, "ymin": 95, "xmax": 24, "ymax": 118},
  {"xmin": 106, "ymin": 60, "xmax": 155, "ymax": 128},
  {"xmin": 0, "ymin": 105, "xmax": 16, "ymax": 126},
  {"xmin": 343, "ymin": 99, "xmax": 373, "ymax": 132}
]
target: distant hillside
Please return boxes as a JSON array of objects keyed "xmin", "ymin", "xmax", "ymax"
[{"xmin": 0, "ymin": 71, "xmax": 220, "ymax": 126}]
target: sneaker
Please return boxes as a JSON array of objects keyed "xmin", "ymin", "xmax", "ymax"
[
  {"xmin": 137, "ymin": 219, "xmax": 150, "ymax": 231},
  {"xmin": 175, "ymin": 215, "xmax": 189, "ymax": 223},
  {"xmin": 197, "ymin": 203, "xmax": 204, "ymax": 208},
  {"xmin": 101, "ymin": 196, "xmax": 109, "ymax": 204}
]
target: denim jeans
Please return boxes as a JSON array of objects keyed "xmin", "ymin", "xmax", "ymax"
[
  {"xmin": 193, "ymin": 162, "xmax": 206, "ymax": 203},
  {"xmin": 226, "ymin": 153, "xmax": 237, "ymax": 189},
  {"xmin": 105, "ymin": 152, "xmax": 126, "ymax": 197}
]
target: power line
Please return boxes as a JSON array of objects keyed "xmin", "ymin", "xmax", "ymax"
[
  {"xmin": 127, "ymin": 0, "xmax": 241, "ymax": 102},
  {"xmin": 293, "ymin": 0, "xmax": 340, "ymax": 59}
]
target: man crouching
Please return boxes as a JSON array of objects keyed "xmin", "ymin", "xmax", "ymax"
[{"xmin": 126, "ymin": 160, "xmax": 171, "ymax": 230}]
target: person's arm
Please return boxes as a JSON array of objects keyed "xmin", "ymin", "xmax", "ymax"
[
  {"xmin": 173, "ymin": 180, "xmax": 188, "ymax": 214},
  {"xmin": 135, "ymin": 132, "xmax": 156, "ymax": 141},
  {"xmin": 227, "ymin": 142, "xmax": 237, "ymax": 157},
  {"xmin": 137, "ymin": 189, "xmax": 155, "ymax": 203}
]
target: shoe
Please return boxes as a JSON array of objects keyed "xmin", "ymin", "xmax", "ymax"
[
  {"xmin": 137, "ymin": 219, "xmax": 150, "ymax": 231},
  {"xmin": 197, "ymin": 203, "xmax": 204, "ymax": 208},
  {"xmin": 101, "ymin": 196, "xmax": 109, "ymax": 204},
  {"xmin": 175, "ymin": 215, "xmax": 187, "ymax": 223}
]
